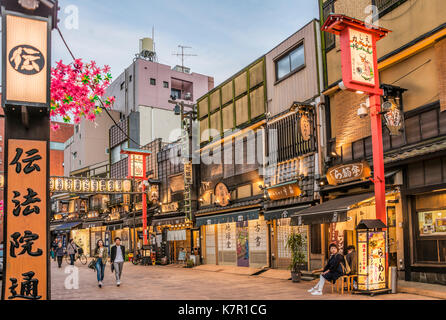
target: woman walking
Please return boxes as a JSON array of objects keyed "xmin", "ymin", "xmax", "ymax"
[
  {"xmin": 308, "ymin": 243, "xmax": 344, "ymax": 296},
  {"xmin": 93, "ymin": 239, "xmax": 108, "ymax": 288},
  {"xmin": 55, "ymin": 242, "xmax": 65, "ymax": 268},
  {"xmin": 67, "ymin": 239, "xmax": 78, "ymax": 266}
]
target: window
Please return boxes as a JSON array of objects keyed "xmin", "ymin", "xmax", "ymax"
[
  {"xmin": 171, "ymin": 88, "xmax": 181, "ymax": 100},
  {"xmin": 0, "ymin": 135, "xmax": 3, "ymax": 141},
  {"xmin": 120, "ymin": 82, "xmax": 125, "ymax": 90},
  {"xmin": 163, "ymin": 81, "xmax": 169, "ymax": 88},
  {"xmin": 129, "ymin": 75, "xmax": 132, "ymax": 82},
  {"xmin": 418, "ymin": 210, "xmax": 446, "ymax": 236},
  {"xmin": 275, "ymin": 44, "xmax": 305, "ymax": 81},
  {"xmin": 376, "ymin": 0, "xmax": 408, "ymax": 17},
  {"xmin": 150, "ymin": 78, "xmax": 156, "ymax": 86},
  {"xmin": 323, "ymin": 0, "xmax": 336, "ymax": 51}
]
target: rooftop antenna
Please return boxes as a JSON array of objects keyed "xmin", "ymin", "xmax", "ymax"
[{"xmin": 172, "ymin": 45, "xmax": 197, "ymax": 73}]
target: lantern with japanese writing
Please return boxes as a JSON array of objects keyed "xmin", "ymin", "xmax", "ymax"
[{"xmin": 355, "ymin": 219, "xmax": 390, "ymax": 295}]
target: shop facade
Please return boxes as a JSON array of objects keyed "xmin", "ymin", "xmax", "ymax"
[{"xmin": 197, "ymin": 208, "xmax": 268, "ymax": 268}]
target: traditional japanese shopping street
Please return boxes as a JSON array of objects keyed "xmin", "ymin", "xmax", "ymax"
[{"xmin": 47, "ymin": 260, "xmax": 437, "ymax": 300}]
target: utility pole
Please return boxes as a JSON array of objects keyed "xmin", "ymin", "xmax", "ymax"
[{"xmin": 172, "ymin": 45, "xmax": 197, "ymax": 73}]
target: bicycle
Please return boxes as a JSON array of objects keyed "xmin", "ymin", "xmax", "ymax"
[{"xmin": 65, "ymin": 248, "xmax": 88, "ymax": 265}]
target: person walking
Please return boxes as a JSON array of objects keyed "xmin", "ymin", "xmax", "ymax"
[
  {"xmin": 308, "ymin": 243, "xmax": 344, "ymax": 296},
  {"xmin": 52, "ymin": 239, "xmax": 58, "ymax": 261},
  {"xmin": 110, "ymin": 237, "xmax": 125, "ymax": 287},
  {"xmin": 55, "ymin": 242, "xmax": 65, "ymax": 268},
  {"xmin": 93, "ymin": 239, "xmax": 108, "ymax": 288},
  {"xmin": 67, "ymin": 239, "xmax": 78, "ymax": 266}
]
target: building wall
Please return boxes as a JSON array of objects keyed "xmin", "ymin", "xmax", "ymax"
[
  {"xmin": 138, "ymin": 105, "xmax": 182, "ymax": 145},
  {"xmin": 49, "ymin": 122, "xmax": 73, "ymax": 177},
  {"xmin": 265, "ymin": 20, "xmax": 320, "ymax": 116},
  {"xmin": 64, "ymin": 110, "xmax": 120, "ymax": 176},
  {"xmin": 324, "ymin": 0, "xmax": 446, "ymax": 86}
]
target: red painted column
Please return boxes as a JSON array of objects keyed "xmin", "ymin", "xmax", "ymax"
[
  {"xmin": 142, "ymin": 183, "xmax": 148, "ymax": 245},
  {"xmin": 369, "ymin": 94, "xmax": 386, "ymax": 223}
]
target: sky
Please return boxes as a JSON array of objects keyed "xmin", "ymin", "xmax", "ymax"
[{"xmin": 50, "ymin": 0, "xmax": 320, "ymax": 86}]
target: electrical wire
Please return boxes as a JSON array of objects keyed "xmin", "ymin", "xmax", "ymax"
[
  {"xmin": 391, "ymin": 59, "xmax": 431, "ymax": 85},
  {"xmin": 56, "ymin": 26, "xmax": 144, "ymax": 148}
]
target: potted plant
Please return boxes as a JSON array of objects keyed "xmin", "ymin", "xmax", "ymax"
[{"xmin": 286, "ymin": 232, "xmax": 306, "ymax": 282}]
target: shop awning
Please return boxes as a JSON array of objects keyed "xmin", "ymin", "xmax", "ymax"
[
  {"xmin": 263, "ymin": 204, "xmax": 311, "ymax": 221},
  {"xmin": 195, "ymin": 209, "xmax": 259, "ymax": 227},
  {"xmin": 50, "ymin": 224, "xmax": 63, "ymax": 231},
  {"xmin": 54, "ymin": 222, "xmax": 82, "ymax": 232},
  {"xmin": 82, "ymin": 221, "xmax": 103, "ymax": 229},
  {"xmin": 290, "ymin": 193, "xmax": 374, "ymax": 226}
]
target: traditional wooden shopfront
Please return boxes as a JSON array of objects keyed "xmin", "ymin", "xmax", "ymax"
[{"xmin": 196, "ymin": 205, "xmax": 269, "ymax": 268}]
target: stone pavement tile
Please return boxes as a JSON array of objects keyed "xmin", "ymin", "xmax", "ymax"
[{"xmin": 49, "ymin": 260, "xmax": 438, "ymax": 300}]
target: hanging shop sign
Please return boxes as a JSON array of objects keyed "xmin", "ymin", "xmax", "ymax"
[
  {"xmin": 382, "ymin": 101, "xmax": 403, "ymax": 136},
  {"xmin": 2, "ymin": 12, "xmax": 50, "ymax": 107},
  {"xmin": 4, "ymin": 139, "xmax": 48, "ymax": 300},
  {"xmin": 300, "ymin": 114, "xmax": 312, "ymax": 141},
  {"xmin": 214, "ymin": 182, "xmax": 231, "ymax": 207},
  {"xmin": 184, "ymin": 160, "xmax": 193, "ymax": 185},
  {"xmin": 326, "ymin": 161, "xmax": 371, "ymax": 186},
  {"xmin": 321, "ymin": 15, "xmax": 389, "ymax": 95},
  {"xmin": 267, "ymin": 182, "xmax": 302, "ymax": 201},
  {"xmin": 49, "ymin": 177, "xmax": 132, "ymax": 193},
  {"xmin": 149, "ymin": 185, "xmax": 159, "ymax": 203},
  {"xmin": 162, "ymin": 202, "xmax": 179, "ymax": 213}
]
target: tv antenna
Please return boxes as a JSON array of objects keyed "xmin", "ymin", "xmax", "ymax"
[{"xmin": 172, "ymin": 45, "xmax": 197, "ymax": 73}]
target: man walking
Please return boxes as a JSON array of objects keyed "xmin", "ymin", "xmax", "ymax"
[{"xmin": 110, "ymin": 237, "xmax": 125, "ymax": 287}]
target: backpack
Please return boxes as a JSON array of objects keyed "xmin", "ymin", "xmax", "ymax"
[{"xmin": 341, "ymin": 255, "xmax": 351, "ymax": 275}]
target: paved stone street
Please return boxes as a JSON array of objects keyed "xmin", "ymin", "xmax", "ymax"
[{"xmin": 48, "ymin": 259, "xmax": 438, "ymax": 300}]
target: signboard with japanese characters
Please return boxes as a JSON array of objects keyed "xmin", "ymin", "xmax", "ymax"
[
  {"xmin": 218, "ymin": 223, "xmax": 236, "ymax": 252},
  {"xmin": 129, "ymin": 154, "xmax": 144, "ymax": 179},
  {"xmin": 4, "ymin": 139, "xmax": 47, "ymax": 300},
  {"xmin": 267, "ymin": 182, "xmax": 302, "ymax": 201},
  {"xmin": 248, "ymin": 220, "xmax": 267, "ymax": 251},
  {"xmin": 49, "ymin": 177, "xmax": 131, "ymax": 194},
  {"xmin": 3, "ymin": 13, "xmax": 49, "ymax": 107},
  {"xmin": 214, "ymin": 182, "xmax": 231, "ymax": 207},
  {"xmin": 326, "ymin": 161, "xmax": 371, "ymax": 186},
  {"xmin": 349, "ymin": 29, "xmax": 375, "ymax": 87},
  {"xmin": 357, "ymin": 230, "xmax": 387, "ymax": 291}
]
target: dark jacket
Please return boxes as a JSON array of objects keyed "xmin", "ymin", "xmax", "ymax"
[
  {"xmin": 55, "ymin": 246, "xmax": 65, "ymax": 257},
  {"xmin": 322, "ymin": 253, "xmax": 344, "ymax": 283},
  {"xmin": 110, "ymin": 245, "xmax": 125, "ymax": 263},
  {"xmin": 346, "ymin": 250, "xmax": 357, "ymax": 274}
]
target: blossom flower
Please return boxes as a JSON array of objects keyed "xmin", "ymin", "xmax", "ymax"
[{"xmin": 50, "ymin": 59, "xmax": 114, "ymax": 129}]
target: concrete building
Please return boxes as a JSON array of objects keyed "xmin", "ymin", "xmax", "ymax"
[
  {"xmin": 106, "ymin": 38, "xmax": 214, "ymax": 178},
  {"xmin": 63, "ymin": 110, "xmax": 120, "ymax": 177}
]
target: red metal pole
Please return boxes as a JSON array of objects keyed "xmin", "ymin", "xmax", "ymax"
[
  {"xmin": 142, "ymin": 154, "xmax": 148, "ymax": 246},
  {"xmin": 369, "ymin": 94, "xmax": 386, "ymax": 224},
  {"xmin": 142, "ymin": 183, "xmax": 148, "ymax": 245}
]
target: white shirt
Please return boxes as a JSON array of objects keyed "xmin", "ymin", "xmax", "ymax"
[{"xmin": 114, "ymin": 245, "xmax": 124, "ymax": 263}]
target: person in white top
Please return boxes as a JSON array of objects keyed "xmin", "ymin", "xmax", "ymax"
[{"xmin": 110, "ymin": 237, "xmax": 125, "ymax": 286}]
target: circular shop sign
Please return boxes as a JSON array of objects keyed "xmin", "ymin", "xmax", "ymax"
[{"xmin": 9, "ymin": 44, "xmax": 45, "ymax": 75}]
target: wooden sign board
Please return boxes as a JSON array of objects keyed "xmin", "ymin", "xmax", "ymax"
[
  {"xmin": 267, "ymin": 182, "xmax": 302, "ymax": 201},
  {"xmin": 3, "ymin": 139, "xmax": 48, "ymax": 300},
  {"xmin": 214, "ymin": 182, "xmax": 230, "ymax": 207},
  {"xmin": 326, "ymin": 161, "xmax": 371, "ymax": 186},
  {"xmin": 3, "ymin": 12, "xmax": 50, "ymax": 107}
]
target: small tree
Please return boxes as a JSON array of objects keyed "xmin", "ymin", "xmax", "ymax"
[{"xmin": 286, "ymin": 232, "xmax": 306, "ymax": 273}]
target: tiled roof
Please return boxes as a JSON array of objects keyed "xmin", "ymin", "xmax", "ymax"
[
  {"xmin": 384, "ymin": 138, "xmax": 446, "ymax": 164},
  {"xmin": 196, "ymin": 199, "xmax": 262, "ymax": 215}
]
